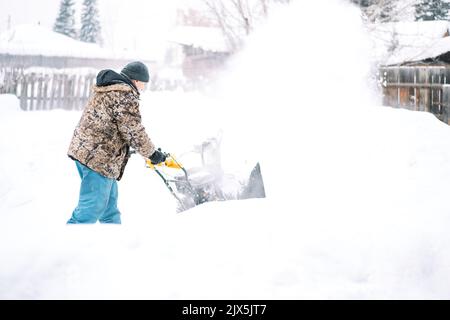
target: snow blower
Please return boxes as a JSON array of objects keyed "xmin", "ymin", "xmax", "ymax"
[{"xmin": 140, "ymin": 137, "xmax": 266, "ymax": 213}]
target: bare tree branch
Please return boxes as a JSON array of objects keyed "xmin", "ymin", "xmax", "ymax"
[{"xmin": 200, "ymin": 0, "xmax": 290, "ymax": 52}]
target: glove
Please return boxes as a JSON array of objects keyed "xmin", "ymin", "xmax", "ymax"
[{"xmin": 149, "ymin": 148, "xmax": 167, "ymax": 165}]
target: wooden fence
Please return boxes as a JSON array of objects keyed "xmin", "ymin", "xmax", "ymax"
[
  {"xmin": 0, "ymin": 54, "xmax": 166, "ymax": 111},
  {"xmin": 379, "ymin": 66, "xmax": 450, "ymax": 124},
  {"xmin": 1, "ymin": 67, "xmax": 96, "ymax": 110},
  {"xmin": 18, "ymin": 72, "xmax": 96, "ymax": 111}
]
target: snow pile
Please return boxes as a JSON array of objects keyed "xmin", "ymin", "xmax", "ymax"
[
  {"xmin": 2, "ymin": 0, "xmax": 450, "ymax": 299},
  {"xmin": 0, "ymin": 94, "xmax": 21, "ymax": 114},
  {"xmin": 203, "ymin": 0, "xmax": 450, "ymax": 298}
]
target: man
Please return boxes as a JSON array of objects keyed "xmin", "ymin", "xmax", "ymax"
[{"xmin": 67, "ymin": 61, "xmax": 166, "ymax": 224}]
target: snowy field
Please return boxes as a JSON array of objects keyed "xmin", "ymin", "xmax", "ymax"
[{"xmin": 2, "ymin": 0, "xmax": 450, "ymax": 299}]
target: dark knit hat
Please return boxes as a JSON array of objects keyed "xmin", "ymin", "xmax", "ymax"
[{"xmin": 121, "ymin": 61, "xmax": 150, "ymax": 82}]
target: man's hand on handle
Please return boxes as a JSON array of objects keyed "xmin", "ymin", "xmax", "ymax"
[{"xmin": 149, "ymin": 148, "xmax": 167, "ymax": 165}]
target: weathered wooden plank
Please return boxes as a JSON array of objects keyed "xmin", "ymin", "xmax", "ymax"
[
  {"xmin": 36, "ymin": 75, "xmax": 43, "ymax": 111},
  {"xmin": 57, "ymin": 74, "xmax": 64, "ymax": 110},
  {"xmin": 42, "ymin": 75, "xmax": 49, "ymax": 110},
  {"xmin": 29, "ymin": 74, "xmax": 36, "ymax": 111},
  {"xmin": 64, "ymin": 74, "xmax": 72, "ymax": 110},
  {"xmin": 74, "ymin": 75, "xmax": 82, "ymax": 110},
  {"xmin": 49, "ymin": 74, "xmax": 57, "ymax": 110},
  {"xmin": 71, "ymin": 74, "xmax": 77, "ymax": 110},
  {"xmin": 19, "ymin": 75, "xmax": 28, "ymax": 111},
  {"xmin": 429, "ymin": 68, "xmax": 443, "ymax": 115},
  {"xmin": 442, "ymin": 85, "xmax": 450, "ymax": 124},
  {"xmin": 382, "ymin": 67, "xmax": 400, "ymax": 107},
  {"xmin": 82, "ymin": 75, "xmax": 94, "ymax": 108},
  {"xmin": 66, "ymin": 75, "xmax": 72, "ymax": 110},
  {"xmin": 417, "ymin": 67, "xmax": 429, "ymax": 112},
  {"xmin": 66, "ymin": 74, "xmax": 73, "ymax": 110},
  {"xmin": 384, "ymin": 83, "xmax": 445, "ymax": 88}
]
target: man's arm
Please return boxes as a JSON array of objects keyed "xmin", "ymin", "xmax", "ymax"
[{"xmin": 112, "ymin": 92, "xmax": 156, "ymax": 158}]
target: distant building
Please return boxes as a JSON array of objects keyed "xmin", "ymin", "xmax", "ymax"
[
  {"xmin": 0, "ymin": 24, "xmax": 156, "ymax": 69},
  {"xmin": 164, "ymin": 8, "xmax": 232, "ymax": 83},
  {"xmin": 375, "ymin": 21, "xmax": 450, "ymax": 124}
]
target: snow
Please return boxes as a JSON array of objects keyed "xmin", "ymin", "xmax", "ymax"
[
  {"xmin": 0, "ymin": 24, "xmax": 154, "ymax": 60},
  {"xmin": 0, "ymin": 24, "xmax": 109, "ymax": 58},
  {"xmin": 0, "ymin": 93, "xmax": 21, "ymax": 114},
  {"xmin": 369, "ymin": 20, "xmax": 450, "ymax": 65},
  {"xmin": 388, "ymin": 35, "xmax": 450, "ymax": 65},
  {"xmin": 2, "ymin": 0, "xmax": 450, "ymax": 299}
]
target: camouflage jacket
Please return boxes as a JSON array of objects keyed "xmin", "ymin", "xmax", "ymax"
[{"xmin": 68, "ymin": 73, "xmax": 155, "ymax": 180}]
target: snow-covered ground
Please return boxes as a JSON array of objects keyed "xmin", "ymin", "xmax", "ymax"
[{"xmin": 2, "ymin": 0, "xmax": 450, "ymax": 299}]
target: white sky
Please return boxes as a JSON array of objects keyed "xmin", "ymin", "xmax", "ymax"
[{"xmin": 0, "ymin": 0, "xmax": 203, "ymax": 59}]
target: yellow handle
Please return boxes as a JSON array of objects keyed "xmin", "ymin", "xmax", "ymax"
[
  {"xmin": 146, "ymin": 156, "xmax": 182, "ymax": 170},
  {"xmin": 146, "ymin": 159, "xmax": 155, "ymax": 169}
]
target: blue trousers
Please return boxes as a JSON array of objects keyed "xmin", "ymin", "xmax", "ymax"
[{"xmin": 67, "ymin": 161, "xmax": 121, "ymax": 224}]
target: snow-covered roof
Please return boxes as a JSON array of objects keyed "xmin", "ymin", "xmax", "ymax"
[
  {"xmin": 167, "ymin": 26, "xmax": 229, "ymax": 52},
  {"xmin": 369, "ymin": 20, "xmax": 450, "ymax": 65},
  {"xmin": 387, "ymin": 36, "xmax": 450, "ymax": 65},
  {"xmin": 0, "ymin": 24, "xmax": 112, "ymax": 58},
  {"xmin": 0, "ymin": 24, "xmax": 157, "ymax": 61}
]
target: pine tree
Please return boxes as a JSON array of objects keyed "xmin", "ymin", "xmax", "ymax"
[
  {"xmin": 53, "ymin": 0, "xmax": 77, "ymax": 39},
  {"xmin": 352, "ymin": 0, "xmax": 398, "ymax": 23},
  {"xmin": 415, "ymin": 0, "xmax": 450, "ymax": 21},
  {"xmin": 378, "ymin": 0, "xmax": 396, "ymax": 22},
  {"xmin": 350, "ymin": 0, "xmax": 374, "ymax": 7},
  {"xmin": 80, "ymin": 0, "xmax": 102, "ymax": 44}
]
